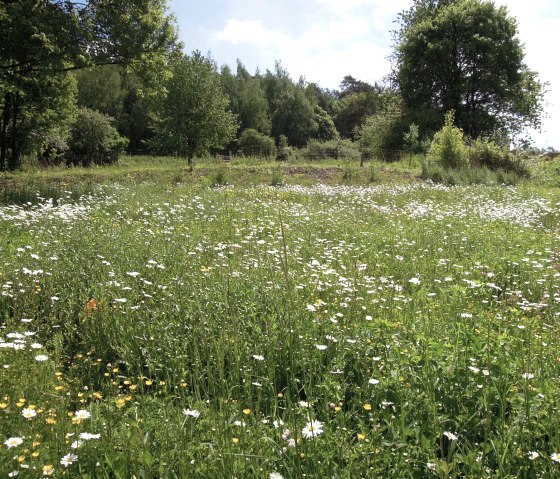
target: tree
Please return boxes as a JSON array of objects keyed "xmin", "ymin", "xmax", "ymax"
[
  {"xmin": 427, "ymin": 111, "xmax": 468, "ymax": 168},
  {"xmin": 74, "ymin": 67, "xmax": 155, "ymax": 153},
  {"xmin": 221, "ymin": 61, "xmax": 271, "ymax": 135},
  {"xmin": 394, "ymin": 0, "xmax": 545, "ymax": 141},
  {"xmin": 305, "ymin": 82, "xmax": 337, "ymax": 116},
  {"xmin": 0, "ymin": 0, "xmax": 179, "ymax": 169},
  {"xmin": 314, "ymin": 106, "xmax": 339, "ymax": 142},
  {"xmin": 238, "ymin": 129, "xmax": 276, "ymax": 157},
  {"xmin": 74, "ymin": 66, "xmax": 125, "ymax": 121},
  {"xmin": 333, "ymin": 76, "xmax": 383, "ymax": 139},
  {"xmin": 67, "ymin": 107, "xmax": 128, "ymax": 167},
  {"xmin": 155, "ymin": 52, "xmax": 238, "ymax": 164},
  {"xmin": 358, "ymin": 93, "xmax": 407, "ymax": 160},
  {"xmin": 271, "ymin": 88, "xmax": 318, "ymax": 147}
]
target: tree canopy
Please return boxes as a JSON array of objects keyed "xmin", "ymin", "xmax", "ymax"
[
  {"xmin": 394, "ymin": 0, "xmax": 545, "ymax": 141},
  {"xmin": 154, "ymin": 52, "xmax": 238, "ymax": 163},
  {"xmin": 0, "ymin": 0, "xmax": 179, "ymax": 169}
]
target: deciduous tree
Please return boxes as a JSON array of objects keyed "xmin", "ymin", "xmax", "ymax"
[
  {"xmin": 394, "ymin": 0, "xmax": 545, "ymax": 141},
  {"xmin": 155, "ymin": 52, "xmax": 238, "ymax": 164},
  {"xmin": 0, "ymin": 0, "xmax": 179, "ymax": 169}
]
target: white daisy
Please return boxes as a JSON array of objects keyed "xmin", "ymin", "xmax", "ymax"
[
  {"xmin": 4, "ymin": 437, "xmax": 24, "ymax": 448},
  {"xmin": 302, "ymin": 420, "xmax": 324, "ymax": 439},
  {"xmin": 60, "ymin": 453, "xmax": 78, "ymax": 467},
  {"xmin": 183, "ymin": 408, "xmax": 201, "ymax": 419}
]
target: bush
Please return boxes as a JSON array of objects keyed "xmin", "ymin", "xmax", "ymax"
[
  {"xmin": 421, "ymin": 160, "xmax": 523, "ymax": 186},
  {"xmin": 67, "ymin": 107, "xmax": 128, "ymax": 167},
  {"xmin": 427, "ymin": 111, "xmax": 468, "ymax": 169},
  {"xmin": 38, "ymin": 134, "xmax": 68, "ymax": 166},
  {"xmin": 238, "ymin": 129, "xmax": 276, "ymax": 158},
  {"xmin": 276, "ymin": 135, "xmax": 291, "ymax": 162},
  {"xmin": 302, "ymin": 139, "xmax": 360, "ymax": 161},
  {"xmin": 358, "ymin": 96, "xmax": 407, "ymax": 161},
  {"xmin": 468, "ymin": 138, "xmax": 529, "ymax": 176}
]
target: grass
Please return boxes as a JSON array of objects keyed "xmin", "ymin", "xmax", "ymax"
[{"xmin": 1, "ymin": 155, "xmax": 560, "ymax": 477}]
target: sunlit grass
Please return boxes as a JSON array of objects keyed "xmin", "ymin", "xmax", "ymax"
[{"xmin": 1, "ymin": 161, "xmax": 560, "ymax": 477}]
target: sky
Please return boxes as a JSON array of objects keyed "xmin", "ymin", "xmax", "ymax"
[{"xmin": 168, "ymin": 0, "xmax": 559, "ymax": 149}]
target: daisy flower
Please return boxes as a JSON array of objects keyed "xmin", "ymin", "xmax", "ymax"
[
  {"xmin": 60, "ymin": 453, "xmax": 78, "ymax": 467},
  {"xmin": 443, "ymin": 431, "xmax": 458, "ymax": 441},
  {"xmin": 22, "ymin": 408, "xmax": 37, "ymax": 419},
  {"xmin": 74, "ymin": 409, "xmax": 91, "ymax": 420},
  {"xmin": 183, "ymin": 408, "xmax": 201, "ymax": 419},
  {"xmin": 4, "ymin": 437, "xmax": 24, "ymax": 448},
  {"xmin": 302, "ymin": 420, "xmax": 324, "ymax": 439}
]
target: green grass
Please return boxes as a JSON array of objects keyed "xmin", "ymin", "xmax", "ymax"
[{"xmin": 1, "ymin": 156, "xmax": 560, "ymax": 478}]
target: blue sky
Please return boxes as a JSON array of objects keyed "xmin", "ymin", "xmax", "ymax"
[{"xmin": 168, "ymin": 0, "xmax": 559, "ymax": 148}]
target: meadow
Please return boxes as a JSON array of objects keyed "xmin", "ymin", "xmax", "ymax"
[{"xmin": 1, "ymin": 156, "xmax": 560, "ymax": 478}]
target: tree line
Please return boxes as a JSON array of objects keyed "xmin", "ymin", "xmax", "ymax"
[{"xmin": 0, "ymin": 0, "xmax": 546, "ymax": 170}]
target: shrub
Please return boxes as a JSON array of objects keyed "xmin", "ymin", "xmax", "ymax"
[
  {"xmin": 38, "ymin": 134, "xmax": 68, "ymax": 166},
  {"xmin": 403, "ymin": 123, "xmax": 421, "ymax": 153},
  {"xmin": 468, "ymin": 138, "xmax": 529, "ymax": 176},
  {"xmin": 303, "ymin": 139, "xmax": 360, "ymax": 161},
  {"xmin": 270, "ymin": 168, "xmax": 285, "ymax": 186},
  {"xmin": 427, "ymin": 111, "xmax": 468, "ymax": 169},
  {"xmin": 358, "ymin": 97, "xmax": 407, "ymax": 161},
  {"xmin": 276, "ymin": 135, "xmax": 291, "ymax": 162},
  {"xmin": 238, "ymin": 129, "xmax": 276, "ymax": 158},
  {"xmin": 210, "ymin": 166, "xmax": 228, "ymax": 186},
  {"xmin": 67, "ymin": 107, "xmax": 128, "ymax": 167}
]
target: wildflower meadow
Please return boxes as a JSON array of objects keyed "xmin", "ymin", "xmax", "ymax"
[{"xmin": 1, "ymin": 164, "xmax": 560, "ymax": 478}]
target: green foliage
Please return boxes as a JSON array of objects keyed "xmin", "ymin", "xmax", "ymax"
[
  {"xmin": 314, "ymin": 106, "xmax": 339, "ymax": 141},
  {"xmin": 305, "ymin": 82, "xmax": 338, "ymax": 117},
  {"xmin": 67, "ymin": 108, "xmax": 128, "ymax": 167},
  {"xmin": 333, "ymin": 76, "xmax": 383, "ymax": 139},
  {"xmin": 403, "ymin": 123, "xmax": 420, "ymax": 153},
  {"xmin": 238, "ymin": 129, "xmax": 276, "ymax": 157},
  {"xmin": 74, "ymin": 66, "xmax": 125, "ymax": 121},
  {"xmin": 276, "ymin": 135, "xmax": 292, "ymax": 162},
  {"xmin": 0, "ymin": 0, "xmax": 179, "ymax": 170},
  {"xmin": 221, "ymin": 62, "xmax": 272, "ymax": 135},
  {"xmin": 469, "ymin": 137, "xmax": 529, "ymax": 176},
  {"xmin": 358, "ymin": 94, "xmax": 406, "ymax": 160},
  {"xmin": 210, "ymin": 166, "xmax": 228, "ymax": 186},
  {"xmin": 270, "ymin": 168, "xmax": 285, "ymax": 186},
  {"xmin": 155, "ymin": 52, "xmax": 238, "ymax": 163},
  {"xmin": 271, "ymin": 88, "xmax": 318, "ymax": 147},
  {"xmin": 395, "ymin": 0, "xmax": 545, "ymax": 140},
  {"xmin": 74, "ymin": 66, "xmax": 156, "ymax": 154},
  {"xmin": 303, "ymin": 139, "xmax": 360, "ymax": 161},
  {"xmin": 427, "ymin": 111, "xmax": 468, "ymax": 168},
  {"xmin": 421, "ymin": 160, "xmax": 523, "ymax": 186}
]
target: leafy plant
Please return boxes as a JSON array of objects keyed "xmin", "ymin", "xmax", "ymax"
[
  {"xmin": 427, "ymin": 111, "xmax": 468, "ymax": 169},
  {"xmin": 303, "ymin": 139, "xmax": 359, "ymax": 161},
  {"xmin": 469, "ymin": 137, "xmax": 529, "ymax": 176},
  {"xmin": 238, "ymin": 129, "xmax": 276, "ymax": 158},
  {"xmin": 67, "ymin": 107, "xmax": 128, "ymax": 167}
]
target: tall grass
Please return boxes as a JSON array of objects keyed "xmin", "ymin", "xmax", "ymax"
[{"xmin": 1, "ymin": 170, "xmax": 559, "ymax": 477}]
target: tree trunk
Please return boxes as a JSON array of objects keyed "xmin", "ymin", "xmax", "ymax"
[
  {"xmin": 0, "ymin": 93, "xmax": 11, "ymax": 171},
  {"xmin": 8, "ymin": 91, "xmax": 20, "ymax": 171}
]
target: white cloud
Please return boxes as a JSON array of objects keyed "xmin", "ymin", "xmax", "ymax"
[
  {"xmin": 284, "ymin": 41, "xmax": 391, "ymax": 88},
  {"xmin": 212, "ymin": 0, "xmax": 399, "ymax": 88},
  {"xmin": 214, "ymin": 19, "xmax": 290, "ymax": 47}
]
